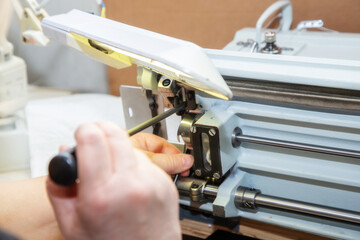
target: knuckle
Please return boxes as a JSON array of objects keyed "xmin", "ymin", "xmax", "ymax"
[
  {"xmin": 97, "ymin": 122, "xmax": 122, "ymax": 137},
  {"xmin": 75, "ymin": 124, "xmax": 102, "ymax": 145},
  {"xmin": 127, "ymin": 185, "xmax": 153, "ymax": 204},
  {"xmin": 87, "ymin": 193, "xmax": 109, "ymax": 212}
]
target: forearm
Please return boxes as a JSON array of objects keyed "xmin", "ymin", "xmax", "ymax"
[{"xmin": 0, "ymin": 176, "xmax": 62, "ymax": 240}]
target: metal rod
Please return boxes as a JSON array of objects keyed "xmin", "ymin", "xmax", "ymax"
[
  {"xmin": 197, "ymin": 183, "xmax": 360, "ymax": 224},
  {"xmin": 236, "ymin": 134, "xmax": 360, "ymax": 159},
  {"xmin": 255, "ymin": 194, "xmax": 360, "ymax": 224},
  {"xmin": 128, "ymin": 102, "xmax": 186, "ymax": 136},
  {"xmin": 203, "ymin": 184, "xmax": 218, "ymax": 197}
]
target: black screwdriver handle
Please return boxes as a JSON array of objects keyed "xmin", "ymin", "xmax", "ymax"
[
  {"xmin": 48, "ymin": 147, "xmax": 77, "ymax": 186},
  {"xmin": 48, "ymin": 102, "xmax": 186, "ymax": 186}
]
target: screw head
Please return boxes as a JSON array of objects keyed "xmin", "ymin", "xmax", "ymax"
[
  {"xmin": 190, "ymin": 126, "xmax": 197, "ymax": 133},
  {"xmin": 191, "ymin": 183, "xmax": 199, "ymax": 189},
  {"xmin": 209, "ymin": 128, "xmax": 216, "ymax": 136},
  {"xmin": 195, "ymin": 169, "xmax": 202, "ymax": 176},
  {"xmin": 213, "ymin": 172, "xmax": 221, "ymax": 179},
  {"xmin": 264, "ymin": 31, "xmax": 276, "ymax": 43},
  {"xmin": 162, "ymin": 79, "xmax": 171, "ymax": 87}
]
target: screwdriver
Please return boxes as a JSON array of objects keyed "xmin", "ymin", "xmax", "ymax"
[{"xmin": 48, "ymin": 102, "xmax": 186, "ymax": 186}]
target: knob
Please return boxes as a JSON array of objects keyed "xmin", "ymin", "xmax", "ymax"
[{"xmin": 48, "ymin": 147, "xmax": 77, "ymax": 186}]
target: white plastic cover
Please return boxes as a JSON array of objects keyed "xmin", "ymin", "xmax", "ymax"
[{"xmin": 42, "ymin": 9, "xmax": 232, "ymax": 100}]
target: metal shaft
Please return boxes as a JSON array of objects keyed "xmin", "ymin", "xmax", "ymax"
[
  {"xmin": 128, "ymin": 102, "xmax": 186, "ymax": 135},
  {"xmin": 255, "ymin": 194, "xmax": 360, "ymax": 224},
  {"xmin": 235, "ymin": 134, "xmax": 360, "ymax": 159},
  {"xmin": 179, "ymin": 181, "xmax": 360, "ymax": 224}
]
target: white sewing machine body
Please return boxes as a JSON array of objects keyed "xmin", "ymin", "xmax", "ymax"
[
  {"xmin": 173, "ymin": 28, "xmax": 360, "ymax": 239},
  {"xmin": 41, "ymin": 3, "xmax": 360, "ymax": 239}
]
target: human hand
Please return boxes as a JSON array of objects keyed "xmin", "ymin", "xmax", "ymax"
[
  {"xmin": 130, "ymin": 132, "xmax": 193, "ymax": 176},
  {"xmin": 47, "ymin": 122, "xmax": 181, "ymax": 240}
]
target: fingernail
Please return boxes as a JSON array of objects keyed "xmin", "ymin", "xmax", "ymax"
[{"xmin": 182, "ymin": 155, "xmax": 194, "ymax": 168}]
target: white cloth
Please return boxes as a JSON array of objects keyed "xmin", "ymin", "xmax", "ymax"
[{"xmin": 26, "ymin": 94, "xmax": 125, "ymax": 177}]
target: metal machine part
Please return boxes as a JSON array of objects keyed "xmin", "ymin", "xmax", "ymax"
[
  {"xmin": 224, "ymin": 77, "xmax": 360, "ymax": 112},
  {"xmin": 176, "ymin": 177, "xmax": 360, "ymax": 225},
  {"xmin": 157, "ymin": 76, "xmax": 179, "ymax": 108},
  {"xmin": 177, "ymin": 110, "xmax": 240, "ymax": 180},
  {"xmin": 260, "ymin": 32, "xmax": 281, "ymax": 54},
  {"xmin": 232, "ymin": 127, "xmax": 360, "ymax": 159},
  {"xmin": 191, "ymin": 125, "xmax": 221, "ymax": 180},
  {"xmin": 178, "ymin": 93, "xmax": 360, "ymax": 239},
  {"xmin": 177, "ymin": 114, "xmax": 198, "ymax": 150}
]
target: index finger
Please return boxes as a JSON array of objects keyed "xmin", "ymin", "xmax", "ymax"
[
  {"xmin": 75, "ymin": 123, "xmax": 112, "ymax": 193},
  {"xmin": 131, "ymin": 133, "xmax": 181, "ymax": 154}
]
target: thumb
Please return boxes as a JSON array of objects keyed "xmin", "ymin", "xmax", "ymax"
[
  {"xmin": 146, "ymin": 152, "xmax": 194, "ymax": 174},
  {"xmin": 46, "ymin": 177, "xmax": 76, "ymax": 233}
]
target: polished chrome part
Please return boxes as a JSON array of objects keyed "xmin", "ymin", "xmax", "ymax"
[
  {"xmin": 255, "ymin": 194, "xmax": 360, "ymax": 224},
  {"xmin": 264, "ymin": 31, "xmax": 276, "ymax": 43},
  {"xmin": 235, "ymin": 187, "xmax": 261, "ymax": 210},
  {"xmin": 177, "ymin": 114, "xmax": 196, "ymax": 149},
  {"xmin": 236, "ymin": 134, "xmax": 360, "ymax": 159},
  {"xmin": 203, "ymin": 184, "xmax": 218, "ymax": 197},
  {"xmin": 233, "ymin": 130, "xmax": 360, "ymax": 159},
  {"xmin": 190, "ymin": 182, "xmax": 205, "ymax": 202},
  {"xmin": 177, "ymin": 178, "xmax": 360, "ymax": 224},
  {"xmin": 231, "ymin": 127, "xmax": 242, "ymax": 148},
  {"xmin": 225, "ymin": 77, "xmax": 360, "ymax": 111},
  {"xmin": 260, "ymin": 32, "xmax": 282, "ymax": 54},
  {"xmin": 208, "ymin": 128, "xmax": 217, "ymax": 136},
  {"xmin": 213, "ymin": 172, "xmax": 221, "ymax": 180},
  {"xmin": 176, "ymin": 177, "xmax": 207, "ymax": 202}
]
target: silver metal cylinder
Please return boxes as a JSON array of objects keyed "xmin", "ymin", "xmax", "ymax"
[
  {"xmin": 234, "ymin": 132, "xmax": 360, "ymax": 159},
  {"xmin": 177, "ymin": 114, "xmax": 197, "ymax": 150},
  {"xmin": 255, "ymin": 194, "xmax": 360, "ymax": 224},
  {"xmin": 203, "ymin": 184, "xmax": 218, "ymax": 197},
  {"xmin": 177, "ymin": 178, "xmax": 360, "ymax": 224}
]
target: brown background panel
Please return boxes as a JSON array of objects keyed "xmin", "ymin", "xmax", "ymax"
[{"xmin": 104, "ymin": 0, "xmax": 360, "ymax": 95}]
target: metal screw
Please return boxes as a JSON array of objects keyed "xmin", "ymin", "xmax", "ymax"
[
  {"xmin": 191, "ymin": 183, "xmax": 199, "ymax": 189},
  {"xmin": 264, "ymin": 31, "xmax": 276, "ymax": 43},
  {"xmin": 162, "ymin": 79, "xmax": 171, "ymax": 87},
  {"xmin": 209, "ymin": 128, "xmax": 216, "ymax": 136},
  {"xmin": 190, "ymin": 126, "xmax": 197, "ymax": 133},
  {"xmin": 213, "ymin": 172, "xmax": 220, "ymax": 179},
  {"xmin": 195, "ymin": 169, "xmax": 202, "ymax": 176},
  {"xmin": 245, "ymin": 201, "xmax": 253, "ymax": 208}
]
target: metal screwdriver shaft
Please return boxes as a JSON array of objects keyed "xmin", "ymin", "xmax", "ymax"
[{"xmin": 48, "ymin": 102, "xmax": 186, "ymax": 186}]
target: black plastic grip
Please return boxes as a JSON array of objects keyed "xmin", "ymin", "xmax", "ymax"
[{"xmin": 48, "ymin": 147, "xmax": 78, "ymax": 186}]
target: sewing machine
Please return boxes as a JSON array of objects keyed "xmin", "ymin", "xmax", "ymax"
[{"xmin": 42, "ymin": 1, "xmax": 360, "ymax": 239}]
